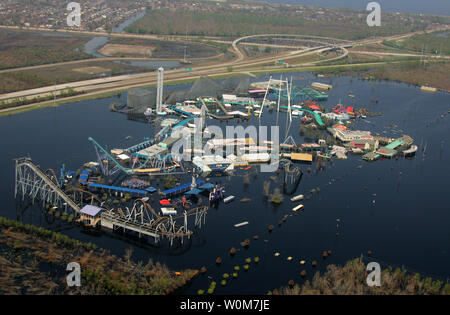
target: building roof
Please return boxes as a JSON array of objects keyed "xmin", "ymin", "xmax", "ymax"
[
  {"xmin": 80, "ymin": 205, "xmax": 103, "ymax": 217},
  {"xmin": 291, "ymin": 153, "xmax": 313, "ymax": 162}
]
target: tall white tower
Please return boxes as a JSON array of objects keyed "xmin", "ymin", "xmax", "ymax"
[{"xmin": 156, "ymin": 67, "xmax": 164, "ymax": 113}]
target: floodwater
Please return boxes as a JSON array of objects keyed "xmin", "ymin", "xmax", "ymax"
[{"xmin": 0, "ymin": 73, "xmax": 449, "ymax": 294}]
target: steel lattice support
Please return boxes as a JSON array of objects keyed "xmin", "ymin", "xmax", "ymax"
[{"xmin": 14, "ymin": 158, "xmax": 80, "ymax": 213}]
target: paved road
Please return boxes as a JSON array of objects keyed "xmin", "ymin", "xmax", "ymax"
[{"xmin": 1, "ymin": 26, "xmax": 448, "ymax": 108}]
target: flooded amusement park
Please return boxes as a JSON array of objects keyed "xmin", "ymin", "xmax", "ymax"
[{"xmin": 1, "ymin": 71, "xmax": 449, "ymax": 294}]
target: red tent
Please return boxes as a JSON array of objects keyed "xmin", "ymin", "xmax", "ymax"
[{"xmin": 159, "ymin": 199, "xmax": 171, "ymax": 206}]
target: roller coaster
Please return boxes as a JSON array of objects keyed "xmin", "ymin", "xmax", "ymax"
[
  {"xmin": 101, "ymin": 198, "xmax": 208, "ymax": 245},
  {"xmin": 14, "ymin": 157, "xmax": 210, "ymax": 246}
]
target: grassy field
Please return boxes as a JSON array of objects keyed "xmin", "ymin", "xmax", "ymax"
[
  {"xmin": 0, "ymin": 60, "xmax": 153, "ymax": 94},
  {"xmin": 272, "ymin": 257, "xmax": 449, "ymax": 295},
  {"xmin": 367, "ymin": 61, "xmax": 450, "ymax": 91},
  {"xmin": 384, "ymin": 31, "xmax": 450, "ymax": 55},
  {"xmin": 0, "ymin": 29, "xmax": 94, "ymax": 69},
  {"xmin": 125, "ymin": 7, "xmax": 448, "ymax": 40},
  {"xmin": 109, "ymin": 37, "xmax": 223, "ymax": 59},
  {"xmin": 0, "ymin": 216, "xmax": 198, "ymax": 294}
]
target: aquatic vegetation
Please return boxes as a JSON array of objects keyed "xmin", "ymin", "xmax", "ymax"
[
  {"xmin": 270, "ymin": 188, "xmax": 284, "ymax": 204},
  {"xmin": 207, "ymin": 281, "xmax": 217, "ymax": 294},
  {"xmin": 241, "ymin": 239, "xmax": 250, "ymax": 248},
  {"xmin": 243, "ymin": 174, "xmax": 250, "ymax": 185},
  {"xmin": 263, "ymin": 181, "xmax": 271, "ymax": 197},
  {"xmin": 0, "ymin": 216, "xmax": 198, "ymax": 294},
  {"xmin": 275, "ymin": 258, "xmax": 450, "ymax": 295}
]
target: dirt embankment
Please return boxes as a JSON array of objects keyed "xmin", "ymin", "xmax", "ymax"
[{"xmin": 98, "ymin": 43, "xmax": 155, "ymax": 57}]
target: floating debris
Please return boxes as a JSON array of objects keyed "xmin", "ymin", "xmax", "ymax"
[
  {"xmin": 224, "ymin": 195, "xmax": 235, "ymax": 203},
  {"xmin": 234, "ymin": 221, "xmax": 249, "ymax": 228},
  {"xmin": 241, "ymin": 238, "xmax": 250, "ymax": 248},
  {"xmin": 291, "ymin": 194, "xmax": 304, "ymax": 201}
]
